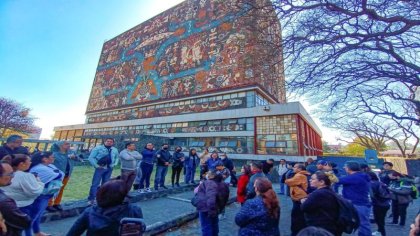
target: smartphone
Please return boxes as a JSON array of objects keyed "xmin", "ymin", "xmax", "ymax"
[{"xmin": 119, "ymin": 217, "xmax": 146, "ymax": 236}]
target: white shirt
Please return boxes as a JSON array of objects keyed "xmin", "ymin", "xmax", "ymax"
[
  {"xmin": 278, "ymin": 164, "xmax": 288, "ymax": 176},
  {"xmin": 0, "ymin": 170, "xmax": 45, "ymax": 207}
]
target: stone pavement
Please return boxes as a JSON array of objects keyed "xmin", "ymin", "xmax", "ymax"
[{"xmin": 40, "ymin": 185, "xmax": 419, "ymax": 236}]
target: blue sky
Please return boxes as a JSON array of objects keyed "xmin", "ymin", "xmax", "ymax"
[{"xmin": 0, "ymin": 0, "xmax": 339, "ymax": 142}]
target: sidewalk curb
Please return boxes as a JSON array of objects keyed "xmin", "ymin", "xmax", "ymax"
[
  {"xmin": 145, "ymin": 194, "xmax": 237, "ymax": 236},
  {"xmin": 41, "ymin": 184, "xmax": 197, "ymax": 223}
]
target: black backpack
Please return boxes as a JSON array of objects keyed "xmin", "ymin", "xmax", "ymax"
[{"xmin": 327, "ymin": 192, "xmax": 360, "ymax": 234}]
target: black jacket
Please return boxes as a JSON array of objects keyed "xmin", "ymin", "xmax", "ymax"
[
  {"xmin": 172, "ymin": 151, "xmax": 184, "ymax": 168},
  {"xmin": 0, "ymin": 190, "xmax": 31, "ymax": 236},
  {"xmin": 221, "ymin": 158, "xmax": 234, "ymax": 171},
  {"xmin": 154, "ymin": 149, "xmax": 172, "ymax": 166},
  {"xmin": 370, "ymin": 180, "xmax": 391, "ymax": 207},
  {"xmin": 0, "ymin": 144, "xmax": 29, "ymax": 160},
  {"xmin": 66, "ymin": 203, "xmax": 143, "ymax": 236},
  {"xmin": 301, "ymin": 187, "xmax": 341, "ymax": 236}
]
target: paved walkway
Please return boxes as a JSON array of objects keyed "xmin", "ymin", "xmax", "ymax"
[{"xmin": 41, "ymin": 186, "xmax": 419, "ymax": 236}]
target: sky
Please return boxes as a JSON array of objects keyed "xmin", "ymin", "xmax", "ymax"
[{"xmin": 0, "ymin": 0, "xmax": 341, "ymax": 143}]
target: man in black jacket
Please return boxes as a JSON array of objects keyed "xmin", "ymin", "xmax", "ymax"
[
  {"xmin": 0, "ymin": 135, "xmax": 29, "ymax": 160},
  {"xmin": 0, "ymin": 162, "xmax": 32, "ymax": 236},
  {"xmin": 154, "ymin": 144, "xmax": 172, "ymax": 190}
]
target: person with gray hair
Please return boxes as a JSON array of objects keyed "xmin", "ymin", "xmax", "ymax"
[{"xmin": 0, "ymin": 135, "xmax": 29, "ymax": 160}]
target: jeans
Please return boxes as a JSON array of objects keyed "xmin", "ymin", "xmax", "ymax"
[
  {"xmin": 154, "ymin": 165, "xmax": 168, "ymax": 188},
  {"xmin": 391, "ymin": 200, "xmax": 409, "ymax": 225},
  {"xmin": 21, "ymin": 194, "xmax": 53, "ymax": 235},
  {"xmin": 199, "ymin": 211, "xmax": 219, "ymax": 236},
  {"xmin": 185, "ymin": 165, "xmax": 197, "ymax": 183},
  {"xmin": 373, "ymin": 205, "xmax": 389, "ymax": 236},
  {"xmin": 171, "ymin": 166, "xmax": 183, "ymax": 185},
  {"xmin": 354, "ymin": 204, "xmax": 372, "ymax": 236},
  {"xmin": 88, "ymin": 167, "xmax": 113, "ymax": 201},
  {"xmin": 291, "ymin": 201, "xmax": 306, "ymax": 236},
  {"xmin": 278, "ymin": 180, "xmax": 285, "ymax": 194},
  {"xmin": 139, "ymin": 162, "xmax": 153, "ymax": 189}
]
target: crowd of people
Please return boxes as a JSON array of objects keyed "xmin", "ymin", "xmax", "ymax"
[{"xmin": 0, "ymin": 135, "xmax": 419, "ymax": 236}]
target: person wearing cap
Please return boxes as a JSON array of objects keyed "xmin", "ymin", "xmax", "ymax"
[
  {"xmin": 316, "ymin": 160, "xmax": 328, "ymax": 171},
  {"xmin": 379, "ymin": 162, "xmax": 394, "ymax": 185}
]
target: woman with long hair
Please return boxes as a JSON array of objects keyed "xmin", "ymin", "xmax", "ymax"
[
  {"xmin": 235, "ymin": 177, "xmax": 280, "ymax": 236},
  {"xmin": 237, "ymin": 164, "xmax": 251, "ymax": 205},
  {"xmin": 184, "ymin": 148, "xmax": 199, "ymax": 184},
  {"xmin": 300, "ymin": 171, "xmax": 341, "ymax": 236}
]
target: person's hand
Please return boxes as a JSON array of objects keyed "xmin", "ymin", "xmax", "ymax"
[
  {"xmin": 0, "ymin": 214, "xmax": 7, "ymax": 233},
  {"xmin": 300, "ymin": 198, "xmax": 307, "ymax": 203}
]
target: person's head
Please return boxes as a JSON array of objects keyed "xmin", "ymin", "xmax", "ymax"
[
  {"xmin": 360, "ymin": 163, "xmax": 370, "ymax": 172},
  {"xmin": 215, "ymin": 161, "xmax": 225, "ymax": 170},
  {"xmin": 220, "ymin": 153, "xmax": 227, "ymax": 160},
  {"xmin": 287, "ymin": 162, "xmax": 295, "ymax": 169},
  {"xmin": 205, "ymin": 169, "xmax": 218, "ymax": 180},
  {"xmin": 306, "ymin": 158, "xmax": 314, "ymax": 164},
  {"xmin": 409, "ymin": 213, "xmax": 420, "ymax": 236},
  {"xmin": 145, "ymin": 143, "xmax": 153, "ymax": 150},
  {"xmin": 103, "ymin": 138, "xmax": 114, "ymax": 147},
  {"xmin": 316, "ymin": 160, "xmax": 328, "ymax": 170},
  {"xmin": 388, "ymin": 170, "xmax": 403, "ymax": 180},
  {"xmin": 5, "ymin": 135, "xmax": 23, "ymax": 149},
  {"xmin": 366, "ymin": 171, "xmax": 379, "ymax": 181},
  {"xmin": 344, "ymin": 161, "xmax": 360, "ymax": 174},
  {"xmin": 383, "ymin": 162, "xmax": 393, "ymax": 170},
  {"xmin": 11, "ymin": 154, "xmax": 31, "ymax": 171},
  {"xmin": 124, "ymin": 142, "xmax": 135, "ymax": 151},
  {"xmin": 210, "ymin": 151, "xmax": 218, "ymax": 159},
  {"xmin": 267, "ymin": 159, "xmax": 274, "ymax": 165},
  {"xmin": 96, "ymin": 179, "xmax": 128, "ymax": 208},
  {"xmin": 161, "ymin": 143, "xmax": 169, "ymax": 150},
  {"xmin": 189, "ymin": 148, "xmax": 197, "ymax": 156},
  {"xmin": 0, "ymin": 162, "xmax": 14, "ymax": 186},
  {"xmin": 323, "ymin": 162, "xmax": 333, "ymax": 171},
  {"xmin": 251, "ymin": 162, "xmax": 263, "ymax": 172},
  {"xmin": 175, "ymin": 146, "xmax": 182, "ymax": 152},
  {"xmin": 310, "ymin": 171, "xmax": 332, "ymax": 189},
  {"xmin": 253, "ymin": 177, "xmax": 279, "ymax": 219},
  {"xmin": 30, "ymin": 151, "xmax": 54, "ymax": 168},
  {"xmin": 60, "ymin": 141, "xmax": 71, "ymax": 152},
  {"xmin": 279, "ymin": 159, "xmax": 286, "ymax": 165},
  {"xmin": 293, "ymin": 163, "xmax": 306, "ymax": 173},
  {"xmin": 241, "ymin": 164, "xmax": 251, "ymax": 176},
  {"xmin": 296, "ymin": 226, "xmax": 334, "ymax": 236}
]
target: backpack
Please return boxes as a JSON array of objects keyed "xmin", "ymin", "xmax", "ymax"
[
  {"xmin": 327, "ymin": 192, "xmax": 360, "ymax": 234},
  {"xmin": 410, "ymin": 184, "xmax": 419, "ymax": 199}
]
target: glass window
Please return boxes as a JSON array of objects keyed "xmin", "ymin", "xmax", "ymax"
[
  {"xmin": 238, "ymin": 92, "xmax": 246, "ymax": 97},
  {"xmin": 199, "ymin": 121, "xmax": 207, "ymax": 126},
  {"xmin": 238, "ymin": 118, "xmax": 246, "ymax": 124},
  {"xmin": 228, "ymin": 119, "xmax": 237, "ymax": 124},
  {"xmin": 223, "ymin": 94, "xmax": 230, "ymax": 99},
  {"xmin": 231, "ymin": 93, "xmax": 237, "ymax": 98},
  {"xmin": 216, "ymin": 96, "xmax": 223, "ymax": 100}
]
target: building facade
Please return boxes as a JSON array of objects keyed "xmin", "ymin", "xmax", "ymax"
[{"xmin": 53, "ymin": 0, "xmax": 322, "ymax": 159}]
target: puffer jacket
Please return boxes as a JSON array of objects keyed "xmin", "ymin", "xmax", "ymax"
[
  {"xmin": 235, "ymin": 196, "xmax": 280, "ymax": 236},
  {"xmin": 195, "ymin": 179, "xmax": 229, "ymax": 217},
  {"xmin": 389, "ymin": 179, "xmax": 413, "ymax": 204},
  {"xmin": 285, "ymin": 170, "xmax": 311, "ymax": 201},
  {"xmin": 66, "ymin": 203, "xmax": 143, "ymax": 236}
]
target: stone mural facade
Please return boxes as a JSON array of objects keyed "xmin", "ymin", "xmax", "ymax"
[{"xmin": 86, "ymin": 0, "xmax": 285, "ymax": 114}]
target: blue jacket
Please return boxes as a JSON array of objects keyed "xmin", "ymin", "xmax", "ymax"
[
  {"xmin": 88, "ymin": 145, "xmax": 119, "ymax": 168},
  {"xmin": 246, "ymin": 171, "xmax": 266, "ymax": 199},
  {"xmin": 154, "ymin": 149, "xmax": 172, "ymax": 166},
  {"xmin": 206, "ymin": 157, "xmax": 221, "ymax": 170},
  {"xmin": 185, "ymin": 154, "xmax": 199, "ymax": 168},
  {"xmin": 141, "ymin": 148, "xmax": 155, "ymax": 165},
  {"xmin": 235, "ymin": 196, "xmax": 280, "ymax": 236},
  {"xmin": 172, "ymin": 151, "xmax": 185, "ymax": 168},
  {"xmin": 337, "ymin": 172, "xmax": 371, "ymax": 206},
  {"xmin": 66, "ymin": 203, "xmax": 142, "ymax": 236}
]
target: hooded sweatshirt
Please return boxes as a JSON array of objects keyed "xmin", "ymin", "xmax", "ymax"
[
  {"xmin": 66, "ymin": 203, "xmax": 143, "ymax": 236},
  {"xmin": 337, "ymin": 171, "xmax": 371, "ymax": 206}
]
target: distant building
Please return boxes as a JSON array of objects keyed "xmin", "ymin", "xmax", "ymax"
[{"xmin": 53, "ymin": 0, "xmax": 322, "ymax": 160}]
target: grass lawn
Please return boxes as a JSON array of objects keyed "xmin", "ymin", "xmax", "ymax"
[{"xmin": 62, "ymin": 165, "xmax": 187, "ymax": 202}]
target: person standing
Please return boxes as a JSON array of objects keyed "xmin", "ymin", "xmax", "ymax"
[
  {"xmin": 154, "ymin": 144, "xmax": 172, "ymax": 190},
  {"xmin": 220, "ymin": 153, "xmax": 236, "ymax": 187},
  {"xmin": 246, "ymin": 162, "xmax": 266, "ymax": 200},
  {"xmin": 0, "ymin": 162, "xmax": 32, "ymax": 236},
  {"xmin": 87, "ymin": 138, "xmax": 119, "ymax": 205},
  {"xmin": 171, "ymin": 146, "xmax": 185, "ymax": 188},
  {"xmin": 305, "ymin": 158, "xmax": 317, "ymax": 175},
  {"xmin": 366, "ymin": 172, "xmax": 390, "ymax": 236},
  {"xmin": 261, "ymin": 159, "xmax": 275, "ymax": 175},
  {"xmin": 285, "ymin": 163, "xmax": 310, "ymax": 236},
  {"xmin": 0, "ymin": 135, "xmax": 29, "ymax": 160},
  {"xmin": 119, "ymin": 142, "xmax": 142, "ymax": 191},
  {"xmin": 235, "ymin": 177, "xmax": 280, "ymax": 236},
  {"xmin": 185, "ymin": 148, "xmax": 199, "ymax": 184},
  {"xmin": 46, "ymin": 141, "xmax": 77, "ymax": 212},
  {"xmin": 277, "ymin": 159, "xmax": 288, "ymax": 194},
  {"xmin": 138, "ymin": 143, "xmax": 155, "ymax": 193},
  {"xmin": 336, "ymin": 161, "xmax": 372, "ymax": 236},
  {"xmin": 379, "ymin": 162, "xmax": 394, "ymax": 185},
  {"xmin": 300, "ymin": 171, "xmax": 341, "ymax": 236},
  {"xmin": 199, "ymin": 148, "xmax": 210, "ymax": 180},
  {"xmin": 388, "ymin": 171, "xmax": 413, "ymax": 227},
  {"xmin": 237, "ymin": 164, "xmax": 251, "ymax": 205},
  {"xmin": 206, "ymin": 151, "xmax": 220, "ymax": 171}
]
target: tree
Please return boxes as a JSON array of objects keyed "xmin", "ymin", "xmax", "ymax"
[
  {"xmin": 0, "ymin": 97, "xmax": 36, "ymax": 138},
  {"xmin": 341, "ymin": 142, "xmax": 366, "ymax": 157},
  {"xmin": 241, "ymin": 0, "xmax": 419, "ymax": 124}
]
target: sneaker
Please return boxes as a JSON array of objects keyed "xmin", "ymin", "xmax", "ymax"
[
  {"xmin": 138, "ymin": 189, "xmax": 145, "ymax": 193},
  {"xmin": 154, "ymin": 187, "xmax": 159, "ymax": 191},
  {"xmin": 145, "ymin": 188, "xmax": 152, "ymax": 192}
]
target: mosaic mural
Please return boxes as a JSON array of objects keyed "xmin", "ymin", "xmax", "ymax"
[{"xmin": 86, "ymin": 0, "xmax": 284, "ymax": 113}]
